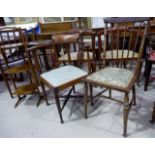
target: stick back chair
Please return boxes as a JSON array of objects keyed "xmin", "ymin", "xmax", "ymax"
[
  {"xmin": 98, "ymin": 18, "xmax": 150, "ymax": 69},
  {"xmin": 83, "ymin": 20, "xmax": 148, "ymax": 137}
]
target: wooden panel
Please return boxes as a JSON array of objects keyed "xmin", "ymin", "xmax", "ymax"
[{"xmin": 39, "ymin": 22, "xmax": 77, "ymax": 33}]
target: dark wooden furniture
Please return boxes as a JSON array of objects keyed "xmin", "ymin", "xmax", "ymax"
[
  {"xmin": 144, "ymin": 52, "xmax": 155, "ymax": 91},
  {"xmin": 28, "ymin": 39, "xmax": 52, "ymax": 70},
  {"xmin": 51, "ymin": 32, "xmax": 94, "ymax": 73},
  {"xmin": 150, "ymin": 102, "xmax": 155, "ymax": 123},
  {"xmin": 0, "ymin": 27, "xmax": 41, "ymax": 107},
  {"xmin": 144, "ymin": 33, "xmax": 155, "ymax": 91},
  {"xmin": 33, "ymin": 21, "xmax": 77, "ymax": 40},
  {"xmin": 27, "ymin": 41, "xmax": 88, "ymax": 123},
  {"xmin": 98, "ymin": 17, "xmax": 150, "ymax": 81},
  {"xmin": 104, "ymin": 17, "xmax": 150, "ymax": 25},
  {"xmin": 83, "ymin": 21, "xmax": 148, "ymax": 137},
  {"xmin": 39, "ymin": 21, "xmax": 77, "ymax": 33}
]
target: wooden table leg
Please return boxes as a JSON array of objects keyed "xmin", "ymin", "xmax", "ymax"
[{"xmin": 150, "ymin": 102, "xmax": 155, "ymax": 124}]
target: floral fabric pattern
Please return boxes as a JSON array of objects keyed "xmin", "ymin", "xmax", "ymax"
[{"xmin": 86, "ymin": 67, "xmax": 134, "ymax": 88}]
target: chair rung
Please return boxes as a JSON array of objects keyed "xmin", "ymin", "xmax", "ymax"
[
  {"xmin": 13, "ymin": 83, "xmax": 38, "ymax": 95},
  {"xmin": 5, "ymin": 62, "xmax": 30, "ymax": 74}
]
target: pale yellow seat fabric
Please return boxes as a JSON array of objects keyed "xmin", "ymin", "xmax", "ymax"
[
  {"xmin": 101, "ymin": 50, "xmax": 138, "ymax": 59},
  {"xmin": 86, "ymin": 67, "xmax": 134, "ymax": 88},
  {"xmin": 59, "ymin": 52, "xmax": 93, "ymax": 61},
  {"xmin": 40, "ymin": 65, "xmax": 88, "ymax": 88}
]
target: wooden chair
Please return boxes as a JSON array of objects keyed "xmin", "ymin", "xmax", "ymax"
[
  {"xmin": 51, "ymin": 32, "xmax": 94, "ymax": 73},
  {"xmin": 27, "ymin": 39, "xmax": 88, "ymax": 123},
  {"xmin": 83, "ymin": 21, "xmax": 148, "ymax": 137},
  {"xmin": 0, "ymin": 27, "xmax": 41, "ymax": 107},
  {"xmin": 98, "ymin": 17, "xmax": 151, "ymax": 85}
]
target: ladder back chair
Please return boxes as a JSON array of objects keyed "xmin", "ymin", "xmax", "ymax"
[
  {"xmin": 0, "ymin": 27, "xmax": 41, "ymax": 107},
  {"xmin": 83, "ymin": 19, "xmax": 148, "ymax": 137}
]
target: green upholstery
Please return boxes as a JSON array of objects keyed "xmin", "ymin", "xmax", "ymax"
[{"xmin": 86, "ymin": 67, "xmax": 134, "ymax": 88}]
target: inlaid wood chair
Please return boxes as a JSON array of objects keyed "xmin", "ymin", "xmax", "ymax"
[
  {"xmin": 83, "ymin": 21, "xmax": 148, "ymax": 137},
  {"xmin": 27, "ymin": 40, "xmax": 88, "ymax": 123},
  {"xmin": 0, "ymin": 27, "xmax": 41, "ymax": 107}
]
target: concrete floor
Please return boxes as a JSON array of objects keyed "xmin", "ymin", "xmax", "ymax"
[{"xmin": 0, "ymin": 74, "xmax": 155, "ymax": 138}]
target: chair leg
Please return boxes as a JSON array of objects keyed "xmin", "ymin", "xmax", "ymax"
[
  {"xmin": 89, "ymin": 84, "xmax": 94, "ymax": 106},
  {"xmin": 73, "ymin": 85, "xmax": 76, "ymax": 94},
  {"xmin": 132, "ymin": 85, "xmax": 136, "ymax": 106},
  {"xmin": 36, "ymin": 89, "xmax": 43, "ymax": 107},
  {"xmin": 53, "ymin": 88, "xmax": 64, "ymax": 123},
  {"xmin": 40, "ymin": 82, "xmax": 50, "ymax": 105},
  {"xmin": 123, "ymin": 93, "xmax": 129, "ymax": 137},
  {"xmin": 136, "ymin": 61, "xmax": 143, "ymax": 86},
  {"xmin": 109, "ymin": 89, "xmax": 112, "ymax": 98},
  {"xmin": 150, "ymin": 102, "xmax": 155, "ymax": 124},
  {"xmin": 84, "ymin": 82, "xmax": 88, "ymax": 119},
  {"xmin": 14, "ymin": 95, "xmax": 26, "ymax": 108},
  {"xmin": 144, "ymin": 60, "xmax": 152, "ymax": 91}
]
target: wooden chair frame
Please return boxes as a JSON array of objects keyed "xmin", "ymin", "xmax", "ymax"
[
  {"xmin": 27, "ymin": 41, "xmax": 88, "ymax": 123},
  {"xmin": 0, "ymin": 27, "xmax": 41, "ymax": 107},
  {"xmin": 83, "ymin": 20, "xmax": 148, "ymax": 137}
]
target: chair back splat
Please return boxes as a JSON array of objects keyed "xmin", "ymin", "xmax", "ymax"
[{"xmin": 52, "ymin": 31, "xmax": 95, "ymax": 73}]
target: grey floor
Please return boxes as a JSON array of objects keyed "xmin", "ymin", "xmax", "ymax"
[{"xmin": 0, "ymin": 70, "xmax": 155, "ymax": 138}]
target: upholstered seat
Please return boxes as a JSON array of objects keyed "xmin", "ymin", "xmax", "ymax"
[
  {"xmin": 59, "ymin": 51, "xmax": 94, "ymax": 61},
  {"xmin": 86, "ymin": 67, "xmax": 134, "ymax": 88},
  {"xmin": 101, "ymin": 50, "xmax": 138, "ymax": 60},
  {"xmin": 40, "ymin": 65, "xmax": 87, "ymax": 88}
]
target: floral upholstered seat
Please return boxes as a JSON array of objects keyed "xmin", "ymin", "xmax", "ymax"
[{"xmin": 86, "ymin": 67, "xmax": 134, "ymax": 88}]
